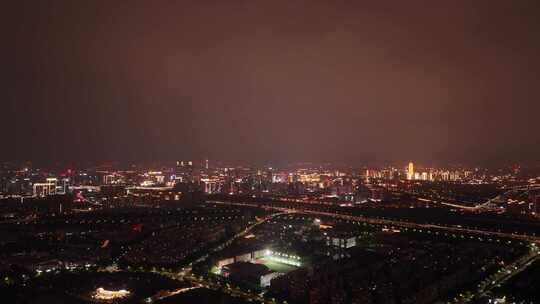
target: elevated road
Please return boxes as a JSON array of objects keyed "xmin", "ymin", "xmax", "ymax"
[{"xmin": 207, "ymin": 201, "xmax": 540, "ymax": 243}]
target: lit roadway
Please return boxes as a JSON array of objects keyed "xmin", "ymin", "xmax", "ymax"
[
  {"xmin": 415, "ymin": 197, "xmax": 478, "ymax": 211},
  {"xmin": 455, "ymin": 244, "xmax": 540, "ymax": 303},
  {"xmin": 206, "ymin": 201, "xmax": 540, "ymax": 243},
  {"xmin": 146, "ymin": 271, "xmax": 275, "ymax": 304},
  {"xmin": 145, "ymin": 285, "xmax": 202, "ymax": 303}
]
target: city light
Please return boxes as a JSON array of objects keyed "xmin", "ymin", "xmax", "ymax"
[{"xmin": 93, "ymin": 287, "xmax": 131, "ymax": 300}]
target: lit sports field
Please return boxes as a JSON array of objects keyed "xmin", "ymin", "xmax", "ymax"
[{"xmin": 255, "ymin": 258, "xmax": 298, "ymax": 273}]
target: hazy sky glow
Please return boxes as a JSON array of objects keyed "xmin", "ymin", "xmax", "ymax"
[{"xmin": 2, "ymin": 0, "xmax": 540, "ymax": 166}]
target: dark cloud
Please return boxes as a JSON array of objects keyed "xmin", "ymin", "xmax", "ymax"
[{"xmin": 2, "ymin": 0, "xmax": 540, "ymax": 166}]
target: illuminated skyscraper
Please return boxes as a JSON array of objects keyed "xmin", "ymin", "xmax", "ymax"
[
  {"xmin": 33, "ymin": 178, "xmax": 58, "ymax": 197},
  {"xmin": 407, "ymin": 162, "xmax": 414, "ymax": 180}
]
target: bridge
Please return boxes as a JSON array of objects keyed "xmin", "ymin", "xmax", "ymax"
[
  {"xmin": 475, "ymin": 184, "xmax": 540, "ymax": 210},
  {"xmin": 403, "ymin": 184, "xmax": 540, "ymax": 211}
]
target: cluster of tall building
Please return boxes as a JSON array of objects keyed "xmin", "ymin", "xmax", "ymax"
[{"xmin": 366, "ymin": 162, "xmax": 473, "ymax": 182}]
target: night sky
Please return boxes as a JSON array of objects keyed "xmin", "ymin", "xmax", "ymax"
[{"xmin": 2, "ymin": 1, "xmax": 540, "ymax": 166}]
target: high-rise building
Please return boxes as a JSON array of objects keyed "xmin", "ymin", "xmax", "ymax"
[
  {"xmin": 59, "ymin": 178, "xmax": 70, "ymax": 194},
  {"xmin": 175, "ymin": 160, "xmax": 194, "ymax": 182},
  {"xmin": 33, "ymin": 178, "xmax": 58, "ymax": 197},
  {"xmin": 201, "ymin": 177, "xmax": 219, "ymax": 194},
  {"xmin": 407, "ymin": 162, "xmax": 415, "ymax": 180}
]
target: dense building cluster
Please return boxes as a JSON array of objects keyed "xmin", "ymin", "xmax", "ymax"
[{"xmin": 1, "ymin": 161, "xmax": 539, "ymax": 219}]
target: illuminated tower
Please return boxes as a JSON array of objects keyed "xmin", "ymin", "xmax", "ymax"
[{"xmin": 407, "ymin": 162, "xmax": 414, "ymax": 180}]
